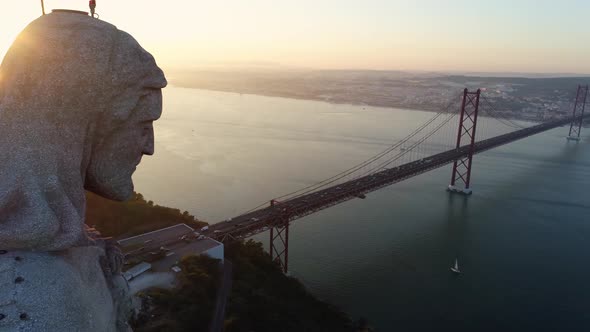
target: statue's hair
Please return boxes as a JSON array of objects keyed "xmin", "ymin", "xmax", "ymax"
[{"xmin": 0, "ymin": 12, "xmax": 167, "ymax": 148}]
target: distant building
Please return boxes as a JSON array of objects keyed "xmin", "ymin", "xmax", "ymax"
[{"xmin": 118, "ymin": 223, "xmax": 223, "ymax": 281}]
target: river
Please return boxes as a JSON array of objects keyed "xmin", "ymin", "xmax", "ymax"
[{"xmin": 134, "ymin": 87, "xmax": 590, "ymax": 331}]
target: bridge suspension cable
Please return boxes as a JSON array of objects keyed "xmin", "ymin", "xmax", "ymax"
[
  {"xmin": 364, "ymin": 111, "xmax": 459, "ymax": 174},
  {"xmin": 234, "ymin": 87, "xmax": 582, "ymax": 218},
  {"xmin": 479, "ymin": 96, "xmax": 527, "ymax": 129},
  {"xmin": 272, "ymin": 93, "xmax": 463, "ymax": 201},
  {"xmin": 234, "ymin": 93, "xmax": 466, "ymax": 217}
]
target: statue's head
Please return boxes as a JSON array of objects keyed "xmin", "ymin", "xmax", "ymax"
[
  {"xmin": 0, "ymin": 11, "xmax": 167, "ymax": 201},
  {"xmin": 85, "ymin": 84, "xmax": 163, "ymax": 200},
  {"xmin": 0, "ymin": 11, "xmax": 166, "ymax": 249}
]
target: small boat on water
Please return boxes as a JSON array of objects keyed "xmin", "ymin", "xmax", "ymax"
[{"xmin": 450, "ymin": 258, "xmax": 461, "ymax": 274}]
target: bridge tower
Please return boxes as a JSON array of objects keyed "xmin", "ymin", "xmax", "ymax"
[
  {"xmin": 566, "ymin": 85, "xmax": 589, "ymax": 141},
  {"xmin": 448, "ymin": 88, "xmax": 481, "ymax": 195},
  {"xmin": 269, "ymin": 201, "xmax": 290, "ymax": 273},
  {"xmin": 269, "ymin": 219, "xmax": 289, "ymax": 273}
]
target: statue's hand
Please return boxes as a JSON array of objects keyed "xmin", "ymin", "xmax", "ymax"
[
  {"xmin": 87, "ymin": 225, "xmax": 123, "ymax": 276},
  {"xmin": 104, "ymin": 239, "xmax": 124, "ymax": 275}
]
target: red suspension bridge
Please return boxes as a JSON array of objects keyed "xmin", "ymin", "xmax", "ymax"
[
  {"xmin": 134, "ymin": 85, "xmax": 589, "ymax": 273},
  {"xmin": 200, "ymin": 85, "xmax": 590, "ymax": 272}
]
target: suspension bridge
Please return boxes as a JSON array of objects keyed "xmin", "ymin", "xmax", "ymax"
[
  {"xmin": 126, "ymin": 85, "xmax": 589, "ymax": 273},
  {"xmin": 198, "ymin": 84, "xmax": 589, "ymax": 272}
]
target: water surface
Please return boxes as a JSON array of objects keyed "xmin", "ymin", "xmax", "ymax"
[{"xmin": 134, "ymin": 87, "xmax": 590, "ymax": 331}]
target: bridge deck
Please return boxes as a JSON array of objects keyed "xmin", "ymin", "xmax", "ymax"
[{"xmin": 204, "ymin": 114, "xmax": 588, "ymax": 242}]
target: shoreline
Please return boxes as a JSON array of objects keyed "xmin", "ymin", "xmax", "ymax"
[
  {"xmin": 170, "ymin": 83, "xmax": 440, "ymax": 113},
  {"xmin": 169, "ymin": 83, "xmax": 549, "ymax": 123}
]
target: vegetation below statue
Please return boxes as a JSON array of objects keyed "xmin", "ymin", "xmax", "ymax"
[
  {"xmin": 134, "ymin": 254, "xmax": 221, "ymax": 331},
  {"xmin": 134, "ymin": 241, "xmax": 357, "ymax": 332},
  {"xmin": 86, "ymin": 192, "xmax": 370, "ymax": 332},
  {"xmin": 85, "ymin": 191, "xmax": 206, "ymax": 238},
  {"xmin": 222, "ymin": 240, "xmax": 358, "ymax": 332}
]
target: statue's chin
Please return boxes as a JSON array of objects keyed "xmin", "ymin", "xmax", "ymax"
[
  {"xmin": 106, "ymin": 187, "xmax": 134, "ymax": 202},
  {"xmin": 87, "ymin": 182, "xmax": 134, "ymax": 202}
]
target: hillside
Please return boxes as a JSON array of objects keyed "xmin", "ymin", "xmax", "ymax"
[{"xmin": 85, "ymin": 192, "xmax": 367, "ymax": 331}]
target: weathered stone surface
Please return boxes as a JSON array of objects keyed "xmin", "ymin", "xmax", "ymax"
[
  {"xmin": 0, "ymin": 248, "xmax": 116, "ymax": 331},
  {"xmin": 0, "ymin": 11, "xmax": 166, "ymax": 332}
]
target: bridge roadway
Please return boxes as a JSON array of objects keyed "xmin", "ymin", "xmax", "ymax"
[{"xmin": 203, "ymin": 114, "xmax": 588, "ymax": 243}]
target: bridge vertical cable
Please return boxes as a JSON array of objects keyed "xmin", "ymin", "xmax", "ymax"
[
  {"xmin": 235, "ymin": 86, "xmax": 584, "ymax": 217},
  {"xmin": 233, "ymin": 92, "xmax": 463, "ymax": 216},
  {"xmin": 274, "ymin": 94, "xmax": 462, "ymax": 199}
]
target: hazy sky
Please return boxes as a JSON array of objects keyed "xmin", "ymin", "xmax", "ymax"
[{"xmin": 2, "ymin": 0, "xmax": 589, "ymax": 74}]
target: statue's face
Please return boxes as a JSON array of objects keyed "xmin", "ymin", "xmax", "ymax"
[{"xmin": 86, "ymin": 88, "xmax": 163, "ymax": 201}]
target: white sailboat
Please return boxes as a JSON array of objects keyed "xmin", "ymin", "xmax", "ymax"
[{"xmin": 450, "ymin": 258, "xmax": 461, "ymax": 274}]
